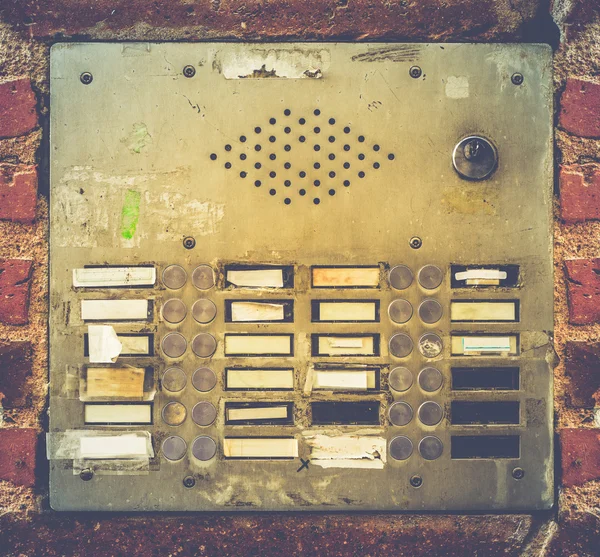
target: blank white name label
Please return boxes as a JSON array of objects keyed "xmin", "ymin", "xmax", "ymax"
[
  {"xmin": 84, "ymin": 404, "xmax": 152, "ymax": 424},
  {"xmin": 450, "ymin": 301, "xmax": 517, "ymax": 322},
  {"xmin": 231, "ymin": 301, "xmax": 285, "ymax": 322},
  {"xmin": 226, "ymin": 369, "xmax": 294, "ymax": 390},
  {"xmin": 79, "ymin": 435, "xmax": 149, "ymax": 459},
  {"xmin": 225, "ymin": 335, "xmax": 292, "ymax": 356},
  {"xmin": 227, "ymin": 269, "xmax": 284, "ymax": 287},
  {"xmin": 81, "ymin": 300, "xmax": 150, "ymax": 321},
  {"xmin": 73, "ymin": 267, "xmax": 156, "ymax": 287},
  {"xmin": 227, "ymin": 406, "xmax": 288, "ymax": 421},
  {"xmin": 316, "ymin": 301, "xmax": 377, "ymax": 322},
  {"xmin": 223, "ymin": 438, "xmax": 298, "ymax": 458}
]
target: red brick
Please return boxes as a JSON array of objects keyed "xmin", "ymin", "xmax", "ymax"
[
  {"xmin": 565, "ymin": 342, "xmax": 600, "ymax": 408},
  {"xmin": 559, "ymin": 78, "xmax": 600, "ymax": 139},
  {"xmin": 561, "ymin": 428, "xmax": 600, "ymax": 487},
  {"xmin": 0, "ymin": 79, "xmax": 37, "ymax": 139},
  {"xmin": 2, "ymin": 0, "xmax": 538, "ymax": 40},
  {"xmin": 0, "ymin": 260, "xmax": 33, "ymax": 326},
  {"xmin": 0, "ymin": 428, "xmax": 37, "ymax": 487},
  {"xmin": 555, "ymin": 0, "xmax": 600, "ymax": 25},
  {"xmin": 0, "ymin": 165, "xmax": 37, "ymax": 224},
  {"xmin": 0, "ymin": 342, "xmax": 32, "ymax": 408},
  {"xmin": 560, "ymin": 164, "xmax": 600, "ymax": 223},
  {"xmin": 565, "ymin": 258, "xmax": 600, "ymax": 325}
]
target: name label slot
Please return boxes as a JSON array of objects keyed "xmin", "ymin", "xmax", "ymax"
[
  {"xmin": 82, "ymin": 367, "xmax": 147, "ymax": 400},
  {"xmin": 451, "ymin": 367, "xmax": 520, "ymax": 391},
  {"xmin": 224, "ymin": 334, "xmax": 294, "ymax": 356},
  {"xmin": 451, "ymin": 435, "xmax": 520, "ymax": 459},
  {"xmin": 225, "ymin": 300, "xmax": 293, "ymax": 322},
  {"xmin": 311, "ymin": 401, "xmax": 380, "ymax": 425},
  {"xmin": 225, "ymin": 368, "xmax": 294, "ymax": 390},
  {"xmin": 84, "ymin": 333, "xmax": 154, "ymax": 357},
  {"xmin": 225, "ymin": 265, "xmax": 294, "ymax": 288},
  {"xmin": 451, "ymin": 335, "xmax": 519, "ymax": 356},
  {"xmin": 80, "ymin": 299, "xmax": 152, "ymax": 321},
  {"xmin": 223, "ymin": 437, "xmax": 298, "ymax": 459},
  {"xmin": 312, "ymin": 334, "xmax": 380, "ymax": 356},
  {"xmin": 225, "ymin": 402, "xmax": 293, "ymax": 425},
  {"xmin": 84, "ymin": 403, "xmax": 153, "ymax": 424},
  {"xmin": 311, "ymin": 300, "xmax": 379, "ymax": 322},
  {"xmin": 451, "ymin": 265, "xmax": 519, "ymax": 288},
  {"xmin": 79, "ymin": 435, "xmax": 150, "ymax": 459},
  {"xmin": 313, "ymin": 369, "xmax": 378, "ymax": 391},
  {"xmin": 450, "ymin": 301, "xmax": 519, "ymax": 322},
  {"xmin": 73, "ymin": 266, "xmax": 156, "ymax": 288},
  {"xmin": 450, "ymin": 401, "xmax": 520, "ymax": 425},
  {"xmin": 311, "ymin": 266, "xmax": 380, "ymax": 288}
]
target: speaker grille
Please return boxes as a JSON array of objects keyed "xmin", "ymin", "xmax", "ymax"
[{"xmin": 210, "ymin": 107, "xmax": 396, "ymax": 205}]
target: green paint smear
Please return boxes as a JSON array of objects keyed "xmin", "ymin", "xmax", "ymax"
[{"xmin": 121, "ymin": 189, "xmax": 141, "ymax": 240}]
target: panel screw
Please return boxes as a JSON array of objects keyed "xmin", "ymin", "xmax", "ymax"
[
  {"xmin": 409, "ymin": 236, "xmax": 422, "ymax": 249},
  {"xmin": 79, "ymin": 468, "xmax": 94, "ymax": 481},
  {"xmin": 80, "ymin": 72, "xmax": 93, "ymax": 85},
  {"xmin": 512, "ymin": 467, "xmax": 525, "ymax": 480},
  {"xmin": 183, "ymin": 236, "xmax": 196, "ymax": 249},
  {"xmin": 511, "ymin": 73, "xmax": 524, "ymax": 86},
  {"xmin": 183, "ymin": 65, "xmax": 196, "ymax": 78},
  {"xmin": 409, "ymin": 66, "xmax": 422, "ymax": 79},
  {"xmin": 183, "ymin": 476, "xmax": 196, "ymax": 488},
  {"xmin": 410, "ymin": 474, "xmax": 423, "ymax": 488}
]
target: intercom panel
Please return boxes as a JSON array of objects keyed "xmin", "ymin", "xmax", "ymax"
[{"xmin": 49, "ymin": 43, "xmax": 553, "ymax": 511}]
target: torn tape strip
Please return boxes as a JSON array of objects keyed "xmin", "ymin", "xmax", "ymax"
[
  {"xmin": 47, "ymin": 430, "xmax": 154, "ymax": 460},
  {"xmin": 72, "ymin": 458, "xmax": 150, "ymax": 476}
]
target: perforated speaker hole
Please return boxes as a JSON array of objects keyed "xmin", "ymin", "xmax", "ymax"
[{"xmin": 210, "ymin": 107, "xmax": 396, "ymax": 205}]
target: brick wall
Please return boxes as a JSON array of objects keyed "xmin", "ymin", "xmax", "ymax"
[{"xmin": 1, "ymin": 0, "xmax": 600, "ymax": 555}]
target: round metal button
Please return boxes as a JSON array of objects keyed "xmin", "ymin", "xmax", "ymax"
[
  {"xmin": 162, "ymin": 265, "xmax": 187, "ymax": 290},
  {"xmin": 161, "ymin": 367, "xmax": 187, "ymax": 393},
  {"xmin": 389, "ymin": 436, "xmax": 413, "ymax": 461},
  {"xmin": 418, "ymin": 265, "xmax": 443, "ymax": 290},
  {"xmin": 161, "ymin": 436, "xmax": 187, "ymax": 461},
  {"xmin": 162, "ymin": 298, "xmax": 187, "ymax": 324},
  {"xmin": 452, "ymin": 135, "xmax": 498, "ymax": 181},
  {"xmin": 418, "ymin": 367, "xmax": 443, "ymax": 392},
  {"xmin": 161, "ymin": 332, "xmax": 187, "ymax": 358},
  {"xmin": 419, "ymin": 436, "xmax": 444, "ymax": 460},
  {"xmin": 388, "ymin": 299, "xmax": 413, "ymax": 324},
  {"xmin": 418, "ymin": 401, "xmax": 444, "ymax": 426},
  {"xmin": 192, "ymin": 299, "xmax": 217, "ymax": 324},
  {"xmin": 192, "ymin": 401, "xmax": 217, "ymax": 426},
  {"xmin": 389, "ymin": 401, "xmax": 413, "ymax": 426},
  {"xmin": 388, "ymin": 367, "xmax": 413, "ymax": 392},
  {"xmin": 418, "ymin": 299, "xmax": 443, "ymax": 324},
  {"xmin": 418, "ymin": 333, "xmax": 443, "ymax": 358},
  {"xmin": 389, "ymin": 265, "xmax": 413, "ymax": 290},
  {"xmin": 162, "ymin": 401, "xmax": 187, "ymax": 426},
  {"xmin": 192, "ymin": 367, "xmax": 217, "ymax": 392},
  {"xmin": 389, "ymin": 333, "xmax": 413, "ymax": 358},
  {"xmin": 192, "ymin": 333, "xmax": 217, "ymax": 358},
  {"xmin": 191, "ymin": 436, "xmax": 217, "ymax": 461},
  {"xmin": 192, "ymin": 265, "xmax": 215, "ymax": 290}
]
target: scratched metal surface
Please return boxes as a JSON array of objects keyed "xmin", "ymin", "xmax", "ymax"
[{"xmin": 49, "ymin": 43, "xmax": 553, "ymax": 511}]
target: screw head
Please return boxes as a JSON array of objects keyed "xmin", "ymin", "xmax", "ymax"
[
  {"xmin": 79, "ymin": 468, "xmax": 94, "ymax": 481},
  {"xmin": 512, "ymin": 467, "xmax": 525, "ymax": 480},
  {"xmin": 409, "ymin": 66, "xmax": 422, "ymax": 79},
  {"xmin": 183, "ymin": 476, "xmax": 196, "ymax": 488},
  {"xmin": 183, "ymin": 65, "xmax": 196, "ymax": 78},
  {"xmin": 410, "ymin": 474, "xmax": 423, "ymax": 488},
  {"xmin": 511, "ymin": 73, "xmax": 524, "ymax": 86},
  {"xmin": 183, "ymin": 236, "xmax": 196, "ymax": 250},
  {"xmin": 80, "ymin": 72, "xmax": 93, "ymax": 85},
  {"xmin": 409, "ymin": 236, "xmax": 422, "ymax": 249}
]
